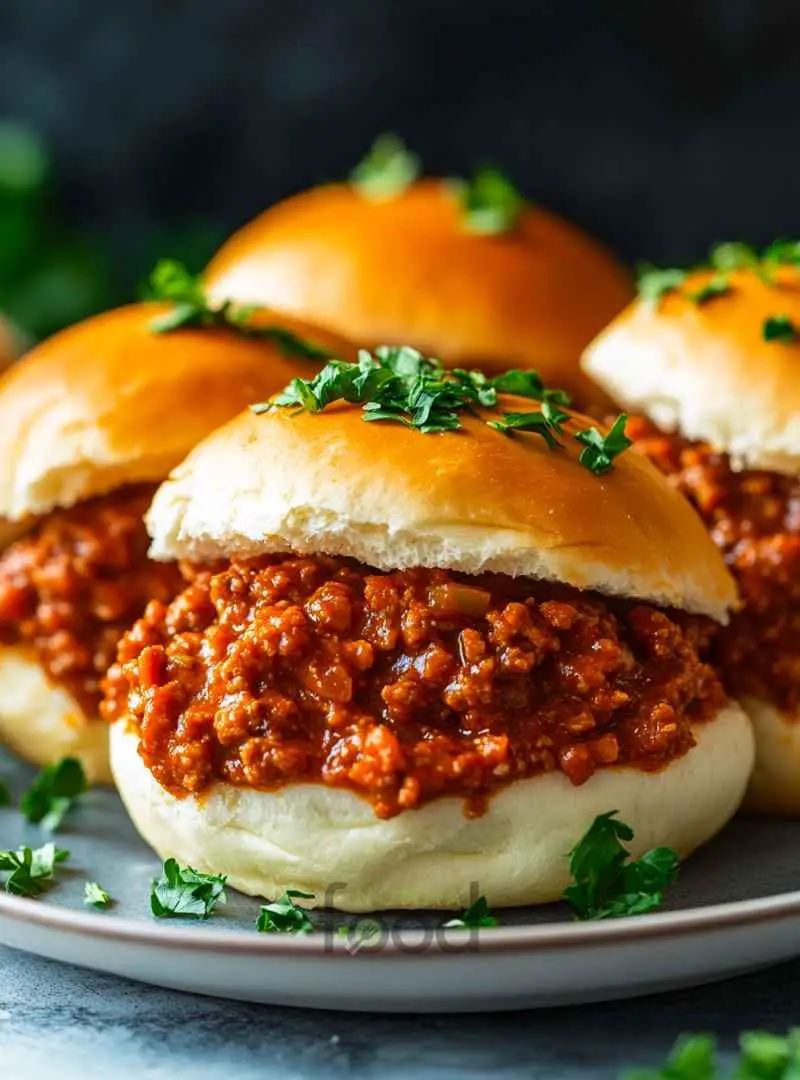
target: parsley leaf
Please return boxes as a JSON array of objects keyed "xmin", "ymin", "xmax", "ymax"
[
  {"xmin": 574, "ymin": 414, "xmax": 631, "ymax": 476},
  {"xmin": 257, "ymin": 890, "xmax": 315, "ymax": 934},
  {"xmin": 622, "ymin": 1034, "xmax": 717, "ymax": 1080},
  {"xmin": 0, "ymin": 779, "xmax": 9, "ymax": 807},
  {"xmin": 0, "ymin": 843, "xmax": 70, "ymax": 897},
  {"xmin": 145, "ymin": 259, "xmax": 333, "ymax": 362},
  {"xmin": 763, "ymin": 315, "xmax": 800, "ymax": 343},
  {"xmin": 262, "ymin": 347, "xmax": 572, "ymax": 438},
  {"xmin": 686, "ymin": 273, "xmax": 731, "ymax": 305},
  {"xmin": 350, "ymin": 134, "xmax": 421, "ymax": 200},
  {"xmin": 487, "ymin": 402, "xmax": 569, "ymax": 448},
  {"xmin": 150, "ymin": 859, "xmax": 227, "ymax": 919},
  {"xmin": 637, "ymin": 266, "xmax": 686, "ymax": 306},
  {"xmin": 762, "ymin": 239, "xmax": 800, "ymax": 270},
  {"xmin": 443, "ymin": 895, "xmax": 498, "ymax": 930},
  {"xmin": 564, "ymin": 811, "xmax": 679, "ymax": 920},
  {"xmin": 262, "ymin": 348, "xmax": 629, "ymax": 472},
  {"xmin": 622, "ymin": 1029, "xmax": 800, "ymax": 1080},
  {"xmin": 453, "ymin": 167, "xmax": 525, "ymax": 235},
  {"xmin": 640, "ymin": 238, "xmax": 800, "ymax": 310},
  {"xmin": 21, "ymin": 757, "xmax": 88, "ymax": 832},
  {"xmin": 709, "ymin": 241, "xmax": 761, "ymax": 274},
  {"xmin": 84, "ymin": 881, "xmax": 113, "ymax": 909},
  {"xmin": 736, "ymin": 1030, "xmax": 800, "ymax": 1080},
  {"xmin": 489, "ymin": 368, "xmax": 573, "ymax": 406}
]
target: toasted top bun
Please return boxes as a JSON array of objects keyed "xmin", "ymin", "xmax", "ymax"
[
  {"xmin": 0, "ymin": 302, "xmax": 354, "ymax": 524},
  {"xmin": 582, "ymin": 266, "xmax": 800, "ymax": 474},
  {"xmin": 147, "ymin": 399, "xmax": 736, "ymax": 620},
  {"xmin": 204, "ymin": 181, "xmax": 633, "ymax": 406}
]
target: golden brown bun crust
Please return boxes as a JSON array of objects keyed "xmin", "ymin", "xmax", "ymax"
[
  {"xmin": 205, "ymin": 181, "xmax": 633, "ymax": 406},
  {"xmin": 582, "ymin": 267, "xmax": 800, "ymax": 473},
  {"xmin": 0, "ymin": 302, "xmax": 355, "ymax": 522},
  {"xmin": 147, "ymin": 397, "xmax": 736, "ymax": 620},
  {"xmin": 111, "ymin": 702, "xmax": 754, "ymax": 911}
]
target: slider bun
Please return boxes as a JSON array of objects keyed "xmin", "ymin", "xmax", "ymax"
[
  {"xmin": 148, "ymin": 399, "xmax": 736, "ymax": 620},
  {"xmin": 111, "ymin": 702, "xmax": 754, "ymax": 911},
  {"xmin": 0, "ymin": 646, "xmax": 111, "ymax": 784},
  {"xmin": 0, "ymin": 302, "xmax": 354, "ymax": 525},
  {"xmin": 741, "ymin": 696, "xmax": 800, "ymax": 815},
  {"xmin": 204, "ymin": 180, "xmax": 633, "ymax": 406},
  {"xmin": 582, "ymin": 266, "xmax": 800, "ymax": 473}
]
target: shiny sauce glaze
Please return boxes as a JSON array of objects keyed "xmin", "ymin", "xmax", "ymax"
[
  {"xmin": 0, "ymin": 487, "xmax": 183, "ymax": 715},
  {"xmin": 626, "ymin": 416, "xmax": 800, "ymax": 713},
  {"xmin": 103, "ymin": 554, "xmax": 724, "ymax": 818}
]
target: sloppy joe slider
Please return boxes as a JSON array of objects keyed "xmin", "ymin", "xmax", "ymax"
[
  {"xmin": 204, "ymin": 136, "xmax": 632, "ymax": 408},
  {"xmin": 582, "ymin": 241, "xmax": 800, "ymax": 814},
  {"xmin": 105, "ymin": 349, "xmax": 753, "ymax": 911},
  {"xmin": 0, "ymin": 282, "xmax": 355, "ymax": 782}
]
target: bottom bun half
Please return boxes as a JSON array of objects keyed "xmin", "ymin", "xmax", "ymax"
[
  {"xmin": 111, "ymin": 702, "xmax": 753, "ymax": 912},
  {"xmin": 742, "ymin": 695, "xmax": 800, "ymax": 816},
  {"xmin": 0, "ymin": 646, "xmax": 112, "ymax": 784}
]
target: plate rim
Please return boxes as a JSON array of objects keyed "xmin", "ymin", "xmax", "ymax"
[{"xmin": 2, "ymin": 885, "xmax": 800, "ymax": 958}]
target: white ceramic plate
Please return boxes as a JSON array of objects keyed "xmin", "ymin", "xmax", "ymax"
[{"xmin": 1, "ymin": 747, "xmax": 799, "ymax": 1013}]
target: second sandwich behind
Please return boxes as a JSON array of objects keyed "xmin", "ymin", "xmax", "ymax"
[{"xmin": 0, "ymin": 297, "xmax": 354, "ymax": 781}]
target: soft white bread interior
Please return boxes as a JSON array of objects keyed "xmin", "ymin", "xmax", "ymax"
[
  {"xmin": 0, "ymin": 646, "xmax": 111, "ymax": 784},
  {"xmin": 582, "ymin": 266, "xmax": 800, "ymax": 474},
  {"xmin": 147, "ymin": 400, "xmax": 737, "ymax": 620},
  {"xmin": 741, "ymin": 695, "xmax": 800, "ymax": 815},
  {"xmin": 111, "ymin": 702, "xmax": 754, "ymax": 911}
]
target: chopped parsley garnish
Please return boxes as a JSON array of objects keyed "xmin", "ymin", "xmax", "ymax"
[
  {"xmin": 21, "ymin": 757, "xmax": 87, "ymax": 832},
  {"xmin": 486, "ymin": 402, "xmax": 569, "ymax": 447},
  {"xmin": 84, "ymin": 881, "xmax": 113, "ymax": 909},
  {"xmin": 452, "ymin": 166, "xmax": 525, "ymax": 235},
  {"xmin": 685, "ymin": 273, "xmax": 731, "ymax": 305},
  {"xmin": 623, "ymin": 1033, "xmax": 716, "ymax": 1080},
  {"xmin": 0, "ymin": 843, "xmax": 70, "ymax": 897},
  {"xmin": 763, "ymin": 314, "xmax": 799, "ymax": 343},
  {"xmin": 260, "ymin": 347, "xmax": 630, "ymax": 474},
  {"xmin": 574, "ymin": 414, "xmax": 632, "ymax": 476},
  {"xmin": 0, "ymin": 780, "xmax": 9, "ymax": 807},
  {"xmin": 564, "ymin": 810, "xmax": 679, "ymax": 920},
  {"xmin": 145, "ymin": 258, "xmax": 333, "ymax": 362},
  {"xmin": 150, "ymin": 859, "xmax": 227, "ymax": 919},
  {"xmin": 257, "ymin": 890, "xmax": 315, "ymax": 934},
  {"xmin": 640, "ymin": 238, "xmax": 800, "ymax": 310},
  {"xmin": 623, "ymin": 1030, "xmax": 800, "ymax": 1080},
  {"xmin": 443, "ymin": 895, "xmax": 499, "ymax": 930},
  {"xmin": 762, "ymin": 238, "xmax": 800, "ymax": 271},
  {"xmin": 350, "ymin": 134, "xmax": 421, "ymax": 200},
  {"xmin": 709, "ymin": 240, "xmax": 761, "ymax": 274},
  {"xmin": 636, "ymin": 266, "xmax": 687, "ymax": 306}
]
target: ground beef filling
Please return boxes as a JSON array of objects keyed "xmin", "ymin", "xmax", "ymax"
[
  {"xmin": 102, "ymin": 555, "xmax": 724, "ymax": 818},
  {"xmin": 626, "ymin": 416, "xmax": 800, "ymax": 713},
  {"xmin": 0, "ymin": 487, "xmax": 183, "ymax": 715}
]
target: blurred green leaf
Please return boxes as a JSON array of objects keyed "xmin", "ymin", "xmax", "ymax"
[
  {"xmin": 0, "ymin": 123, "xmax": 49, "ymax": 193},
  {"xmin": 0, "ymin": 121, "xmax": 223, "ymax": 343}
]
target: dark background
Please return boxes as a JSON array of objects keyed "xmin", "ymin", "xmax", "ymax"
[{"xmin": 1, "ymin": 0, "xmax": 799, "ymax": 338}]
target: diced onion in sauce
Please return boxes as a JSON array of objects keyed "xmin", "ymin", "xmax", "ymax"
[{"xmin": 427, "ymin": 583, "xmax": 492, "ymax": 617}]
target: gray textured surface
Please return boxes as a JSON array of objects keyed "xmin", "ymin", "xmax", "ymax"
[
  {"xmin": 1, "ymin": 947, "xmax": 798, "ymax": 1078},
  {"xmin": 2, "ymin": 749, "xmax": 800, "ymax": 1073}
]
